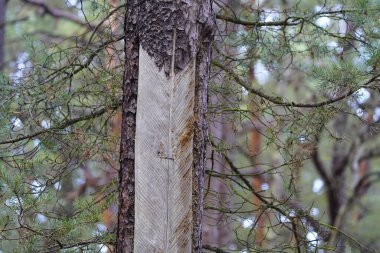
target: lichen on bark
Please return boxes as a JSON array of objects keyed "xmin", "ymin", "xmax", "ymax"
[{"xmin": 138, "ymin": 0, "xmax": 215, "ymax": 75}]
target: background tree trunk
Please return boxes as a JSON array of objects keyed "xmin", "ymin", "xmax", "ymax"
[
  {"xmin": 0, "ymin": 0, "xmax": 6, "ymax": 69},
  {"xmin": 203, "ymin": 108, "xmax": 234, "ymax": 248},
  {"xmin": 117, "ymin": 1, "xmax": 214, "ymax": 252},
  {"xmin": 202, "ymin": 1, "xmax": 237, "ymax": 248}
]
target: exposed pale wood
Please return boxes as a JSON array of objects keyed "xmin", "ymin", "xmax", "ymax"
[{"xmin": 134, "ymin": 41, "xmax": 196, "ymax": 252}]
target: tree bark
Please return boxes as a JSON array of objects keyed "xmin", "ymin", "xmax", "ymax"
[
  {"xmin": 116, "ymin": 1, "xmax": 139, "ymax": 252},
  {"xmin": 117, "ymin": 1, "xmax": 214, "ymax": 252}
]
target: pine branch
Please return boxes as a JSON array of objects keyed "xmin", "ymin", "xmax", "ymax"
[
  {"xmin": 0, "ymin": 101, "xmax": 121, "ymax": 145},
  {"xmin": 213, "ymin": 61, "xmax": 380, "ymax": 108},
  {"xmin": 216, "ymin": 14, "xmax": 301, "ymax": 27}
]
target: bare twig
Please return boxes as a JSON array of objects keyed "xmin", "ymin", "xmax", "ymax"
[{"xmin": 21, "ymin": 0, "xmax": 91, "ymax": 28}]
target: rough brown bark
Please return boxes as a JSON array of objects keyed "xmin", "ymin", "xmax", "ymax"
[
  {"xmin": 116, "ymin": 1, "xmax": 139, "ymax": 252},
  {"xmin": 0, "ymin": 0, "xmax": 6, "ymax": 69},
  {"xmin": 117, "ymin": 1, "xmax": 214, "ymax": 252},
  {"xmin": 193, "ymin": 34, "xmax": 212, "ymax": 252},
  {"xmin": 193, "ymin": 31, "xmax": 213, "ymax": 252}
]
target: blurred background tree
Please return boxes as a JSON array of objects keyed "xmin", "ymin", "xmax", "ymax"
[{"xmin": 1, "ymin": 0, "xmax": 380, "ymax": 252}]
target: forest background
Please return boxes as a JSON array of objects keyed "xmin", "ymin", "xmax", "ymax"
[{"xmin": 1, "ymin": 0, "xmax": 380, "ymax": 252}]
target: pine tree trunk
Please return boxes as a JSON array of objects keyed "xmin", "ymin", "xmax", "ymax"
[{"xmin": 116, "ymin": 1, "xmax": 214, "ymax": 252}]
